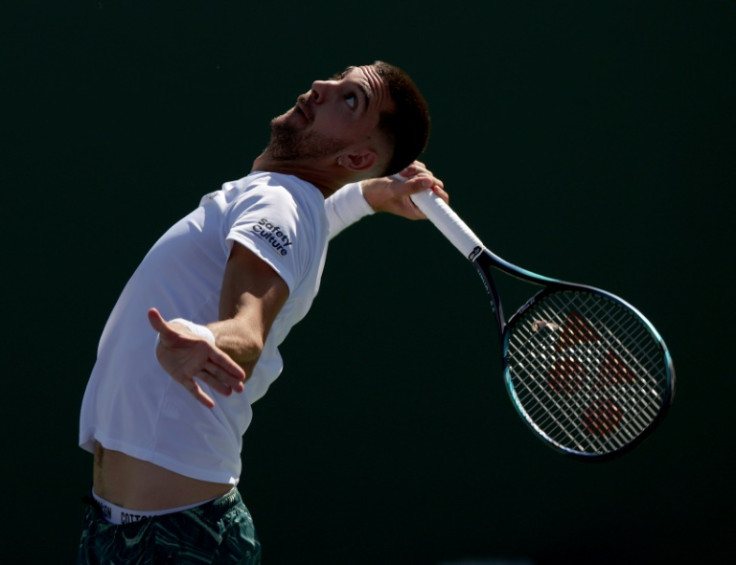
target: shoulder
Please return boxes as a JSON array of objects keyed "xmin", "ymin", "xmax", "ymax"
[
  {"xmin": 227, "ymin": 173, "xmax": 326, "ymax": 229},
  {"xmin": 222, "ymin": 172, "xmax": 318, "ymax": 206},
  {"xmin": 222, "ymin": 174, "xmax": 328, "ymax": 290},
  {"xmin": 224, "ymin": 173, "xmax": 328, "ymax": 254}
]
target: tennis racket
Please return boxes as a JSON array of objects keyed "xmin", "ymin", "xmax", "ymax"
[{"xmin": 410, "ymin": 189, "xmax": 675, "ymax": 459}]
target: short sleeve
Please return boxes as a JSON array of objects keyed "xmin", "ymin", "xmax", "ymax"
[{"xmin": 224, "ymin": 185, "xmax": 303, "ymax": 292}]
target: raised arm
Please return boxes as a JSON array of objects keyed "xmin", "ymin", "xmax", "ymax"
[
  {"xmin": 148, "ymin": 243, "xmax": 289, "ymax": 408},
  {"xmin": 325, "ymin": 161, "xmax": 447, "ymax": 239}
]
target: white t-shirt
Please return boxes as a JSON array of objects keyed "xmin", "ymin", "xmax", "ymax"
[{"xmin": 79, "ymin": 172, "xmax": 343, "ymax": 485}]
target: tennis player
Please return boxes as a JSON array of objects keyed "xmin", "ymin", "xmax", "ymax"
[{"xmin": 78, "ymin": 61, "xmax": 446, "ymax": 563}]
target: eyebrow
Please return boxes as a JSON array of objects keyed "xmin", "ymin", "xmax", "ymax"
[{"xmin": 331, "ymin": 67, "xmax": 372, "ymax": 113}]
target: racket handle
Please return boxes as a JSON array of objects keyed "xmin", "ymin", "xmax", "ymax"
[{"xmin": 410, "ymin": 189, "xmax": 484, "ymax": 260}]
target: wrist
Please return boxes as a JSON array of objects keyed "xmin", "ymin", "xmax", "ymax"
[
  {"xmin": 325, "ymin": 181, "xmax": 375, "ymax": 239},
  {"xmin": 344, "ymin": 181, "xmax": 376, "ymax": 214},
  {"xmin": 166, "ymin": 318, "xmax": 216, "ymax": 344},
  {"xmin": 359, "ymin": 179, "xmax": 384, "ymax": 211}
]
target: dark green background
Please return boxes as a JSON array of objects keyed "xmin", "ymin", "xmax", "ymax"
[{"xmin": 4, "ymin": 1, "xmax": 734, "ymax": 563}]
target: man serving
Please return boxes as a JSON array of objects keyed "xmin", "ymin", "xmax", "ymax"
[{"xmin": 78, "ymin": 61, "xmax": 445, "ymax": 564}]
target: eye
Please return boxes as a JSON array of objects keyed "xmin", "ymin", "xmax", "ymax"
[{"xmin": 344, "ymin": 93, "xmax": 357, "ymax": 109}]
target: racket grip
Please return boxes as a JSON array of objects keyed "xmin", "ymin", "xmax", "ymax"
[{"xmin": 410, "ymin": 189, "xmax": 484, "ymax": 260}]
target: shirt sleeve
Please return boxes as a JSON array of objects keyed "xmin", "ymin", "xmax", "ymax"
[
  {"xmin": 224, "ymin": 185, "xmax": 303, "ymax": 292},
  {"xmin": 324, "ymin": 182, "xmax": 375, "ymax": 240}
]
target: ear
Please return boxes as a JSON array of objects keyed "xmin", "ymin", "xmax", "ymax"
[{"xmin": 337, "ymin": 149, "xmax": 377, "ymax": 172}]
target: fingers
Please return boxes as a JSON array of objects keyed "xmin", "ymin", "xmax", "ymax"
[
  {"xmin": 403, "ymin": 176, "xmax": 448, "ymax": 203},
  {"xmin": 396, "ymin": 162, "xmax": 444, "ymax": 191},
  {"xmin": 179, "ymin": 346, "xmax": 246, "ymax": 407},
  {"xmin": 186, "ymin": 379, "xmax": 216, "ymax": 409},
  {"xmin": 148, "ymin": 308, "xmax": 187, "ymax": 345},
  {"xmin": 147, "ymin": 308, "xmax": 167, "ymax": 333},
  {"xmin": 179, "ymin": 357, "xmax": 245, "ymax": 409},
  {"xmin": 431, "ymin": 183, "xmax": 450, "ymax": 204},
  {"xmin": 397, "ymin": 160, "xmax": 443, "ymax": 184},
  {"xmin": 207, "ymin": 346, "xmax": 247, "ymax": 383},
  {"xmin": 397, "ymin": 160, "xmax": 429, "ymax": 179},
  {"xmin": 204, "ymin": 358, "xmax": 246, "ymax": 393},
  {"xmin": 177, "ymin": 368, "xmax": 243, "ymax": 409}
]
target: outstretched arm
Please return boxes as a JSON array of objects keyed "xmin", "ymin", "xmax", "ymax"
[{"xmin": 149, "ymin": 243, "xmax": 289, "ymax": 408}]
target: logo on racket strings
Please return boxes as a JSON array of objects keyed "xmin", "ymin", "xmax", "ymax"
[{"xmin": 546, "ymin": 311, "xmax": 636, "ymax": 436}]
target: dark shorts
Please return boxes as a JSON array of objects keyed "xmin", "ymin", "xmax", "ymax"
[{"xmin": 78, "ymin": 488, "xmax": 261, "ymax": 564}]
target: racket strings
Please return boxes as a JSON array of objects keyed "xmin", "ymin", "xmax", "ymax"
[
  {"xmin": 530, "ymin": 298, "xmax": 662, "ymax": 449},
  {"xmin": 521, "ymin": 303, "xmax": 660, "ymax": 452},
  {"xmin": 506, "ymin": 290, "xmax": 670, "ymax": 455},
  {"xmin": 513, "ymin": 340, "xmax": 628, "ymax": 453}
]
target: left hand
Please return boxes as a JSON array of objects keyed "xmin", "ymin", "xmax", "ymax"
[
  {"xmin": 361, "ymin": 161, "xmax": 448, "ymax": 220},
  {"xmin": 148, "ymin": 308, "xmax": 246, "ymax": 408}
]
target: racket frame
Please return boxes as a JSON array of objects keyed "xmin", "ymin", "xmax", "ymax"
[
  {"xmin": 410, "ymin": 189, "xmax": 675, "ymax": 459},
  {"xmin": 473, "ymin": 249, "xmax": 675, "ymax": 459}
]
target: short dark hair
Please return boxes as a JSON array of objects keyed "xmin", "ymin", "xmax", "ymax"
[{"xmin": 373, "ymin": 61, "xmax": 431, "ymax": 176}]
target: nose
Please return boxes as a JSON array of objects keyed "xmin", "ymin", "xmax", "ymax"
[{"xmin": 310, "ymin": 80, "xmax": 331, "ymax": 104}]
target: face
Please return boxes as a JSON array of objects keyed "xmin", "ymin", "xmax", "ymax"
[{"xmin": 268, "ymin": 65, "xmax": 393, "ymax": 164}]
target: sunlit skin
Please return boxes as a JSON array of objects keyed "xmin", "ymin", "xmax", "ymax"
[{"xmin": 253, "ymin": 65, "xmax": 395, "ymax": 196}]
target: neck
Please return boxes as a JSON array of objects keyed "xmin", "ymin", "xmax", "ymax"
[{"xmin": 251, "ymin": 153, "xmax": 352, "ymax": 198}]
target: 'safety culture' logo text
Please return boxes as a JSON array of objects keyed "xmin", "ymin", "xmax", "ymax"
[{"xmin": 253, "ymin": 218, "xmax": 293, "ymax": 256}]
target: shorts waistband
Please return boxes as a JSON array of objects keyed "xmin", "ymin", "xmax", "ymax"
[{"xmin": 91, "ymin": 488, "xmax": 237, "ymax": 525}]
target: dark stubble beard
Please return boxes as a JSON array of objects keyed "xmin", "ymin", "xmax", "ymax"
[{"xmin": 267, "ymin": 117, "xmax": 350, "ymax": 161}]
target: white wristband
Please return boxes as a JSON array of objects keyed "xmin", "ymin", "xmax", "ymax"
[
  {"xmin": 162, "ymin": 318, "xmax": 216, "ymax": 344},
  {"xmin": 325, "ymin": 182, "xmax": 375, "ymax": 239}
]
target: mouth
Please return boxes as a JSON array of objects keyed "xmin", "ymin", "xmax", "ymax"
[{"xmin": 295, "ymin": 96, "xmax": 313, "ymax": 123}]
